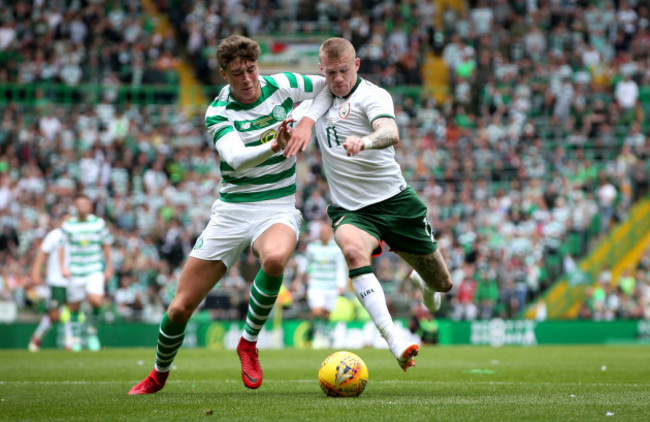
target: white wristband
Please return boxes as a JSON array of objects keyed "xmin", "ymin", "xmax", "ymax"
[{"xmin": 362, "ymin": 138, "xmax": 373, "ymax": 150}]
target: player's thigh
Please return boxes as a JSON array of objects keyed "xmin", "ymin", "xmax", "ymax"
[
  {"xmin": 318, "ymin": 290, "xmax": 339, "ymax": 313},
  {"xmin": 253, "ymin": 224, "xmax": 297, "ymax": 264},
  {"xmin": 190, "ymin": 205, "xmax": 254, "ymax": 269},
  {"xmin": 333, "ymin": 224, "xmax": 379, "ymax": 266},
  {"xmin": 328, "ymin": 204, "xmax": 382, "ymax": 262},
  {"xmin": 85, "ymin": 272, "xmax": 105, "ymax": 306},
  {"xmin": 307, "ymin": 289, "xmax": 328, "ymax": 311},
  {"xmin": 172, "ymin": 257, "xmax": 227, "ymax": 311},
  {"xmin": 67, "ymin": 278, "xmax": 87, "ymax": 305},
  {"xmin": 251, "ymin": 204, "xmax": 301, "ymax": 265}
]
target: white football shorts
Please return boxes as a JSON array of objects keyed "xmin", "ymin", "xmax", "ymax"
[
  {"xmin": 67, "ymin": 272, "xmax": 105, "ymax": 303},
  {"xmin": 307, "ymin": 288, "xmax": 339, "ymax": 312},
  {"xmin": 190, "ymin": 199, "xmax": 302, "ymax": 269}
]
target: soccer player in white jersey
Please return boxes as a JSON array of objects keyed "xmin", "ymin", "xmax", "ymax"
[
  {"xmin": 28, "ymin": 214, "xmax": 70, "ymax": 351},
  {"xmin": 129, "ymin": 35, "xmax": 330, "ymax": 395},
  {"xmin": 285, "ymin": 37, "xmax": 453, "ymax": 371},
  {"xmin": 60, "ymin": 195, "xmax": 113, "ymax": 352},
  {"xmin": 296, "ymin": 224, "xmax": 347, "ymax": 347}
]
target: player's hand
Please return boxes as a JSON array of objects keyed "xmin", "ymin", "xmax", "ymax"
[
  {"xmin": 31, "ymin": 272, "xmax": 42, "ymax": 286},
  {"xmin": 284, "ymin": 118, "xmax": 314, "ymax": 157},
  {"xmin": 272, "ymin": 118, "xmax": 296, "ymax": 152},
  {"xmin": 61, "ymin": 268, "xmax": 70, "ymax": 278},
  {"xmin": 104, "ymin": 267, "xmax": 114, "ymax": 282},
  {"xmin": 343, "ymin": 136, "xmax": 364, "ymax": 156}
]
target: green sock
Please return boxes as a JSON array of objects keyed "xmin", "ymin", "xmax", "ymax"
[
  {"xmin": 68, "ymin": 311, "xmax": 80, "ymax": 339},
  {"xmin": 155, "ymin": 312, "xmax": 187, "ymax": 373},
  {"xmin": 88, "ymin": 307, "xmax": 101, "ymax": 334},
  {"xmin": 243, "ymin": 269, "xmax": 283, "ymax": 342}
]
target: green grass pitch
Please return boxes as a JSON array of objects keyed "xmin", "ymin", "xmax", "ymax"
[{"xmin": 1, "ymin": 345, "xmax": 648, "ymax": 421}]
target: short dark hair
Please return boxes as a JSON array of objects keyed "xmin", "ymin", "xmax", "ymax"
[{"xmin": 216, "ymin": 35, "xmax": 261, "ymax": 70}]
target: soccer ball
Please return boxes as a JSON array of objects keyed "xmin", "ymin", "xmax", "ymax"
[{"xmin": 318, "ymin": 351, "xmax": 368, "ymax": 397}]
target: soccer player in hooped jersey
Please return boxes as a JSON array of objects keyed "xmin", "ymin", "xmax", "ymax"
[
  {"xmin": 285, "ymin": 37, "xmax": 453, "ymax": 371},
  {"xmin": 296, "ymin": 224, "xmax": 347, "ymax": 347},
  {"xmin": 60, "ymin": 195, "xmax": 113, "ymax": 352},
  {"xmin": 129, "ymin": 35, "xmax": 330, "ymax": 394}
]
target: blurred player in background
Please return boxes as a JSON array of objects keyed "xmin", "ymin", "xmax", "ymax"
[
  {"xmin": 60, "ymin": 194, "xmax": 113, "ymax": 352},
  {"xmin": 28, "ymin": 214, "xmax": 70, "ymax": 351},
  {"xmin": 129, "ymin": 34, "xmax": 331, "ymax": 395},
  {"xmin": 285, "ymin": 37, "xmax": 453, "ymax": 371},
  {"xmin": 295, "ymin": 223, "xmax": 347, "ymax": 348}
]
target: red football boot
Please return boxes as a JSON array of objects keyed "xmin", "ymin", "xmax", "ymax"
[
  {"xmin": 236, "ymin": 338, "xmax": 263, "ymax": 389},
  {"xmin": 128, "ymin": 369, "xmax": 169, "ymax": 395}
]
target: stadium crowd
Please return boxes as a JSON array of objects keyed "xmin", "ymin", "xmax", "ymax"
[{"xmin": 1, "ymin": 0, "xmax": 649, "ymax": 324}]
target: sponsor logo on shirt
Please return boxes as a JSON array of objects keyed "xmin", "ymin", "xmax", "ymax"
[{"xmin": 260, "ymin": 129, "xmax": 277, "ymax": 144}]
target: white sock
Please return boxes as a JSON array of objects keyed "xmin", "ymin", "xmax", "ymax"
[
  {"xmin": 34, "ymin": 315, "xmax": 52, "ymax": 339},
  {"xmin": 352, "ymin": 272, "xmax": 403, "ymax": 357},
  {"xmin": 64, "ymin": 321, "xmax": 73, "ymax": 340}
]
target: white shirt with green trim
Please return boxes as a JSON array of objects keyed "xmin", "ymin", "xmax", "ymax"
[
  {"xmin": 313, "ymin": 78, "xmax": 406, "ymax": 210},
  {"xmin": 41, "ymin": 228, "xmax": 67, "ymax": 287},
  {"xmin": 61, "ymin": 215, "xmax": 112, "ymax": 278},
  {"xmin": 205, "ymin": 72, "xmax": 326, "ymax": 204}
]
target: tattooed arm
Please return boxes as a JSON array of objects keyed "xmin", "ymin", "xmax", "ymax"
[{"xmin": 342, "ymin": 117, "xmax": 399, "ymax": 156}]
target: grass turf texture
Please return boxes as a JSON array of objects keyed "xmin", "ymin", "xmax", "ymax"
[{"xmin": 1, "ymin": 345, "xmax": 648, "ymax": 421}]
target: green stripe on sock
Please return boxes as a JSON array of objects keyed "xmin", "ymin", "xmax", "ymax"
[
  {"xmin": 155, "ymin": 312, "xmax": 187, "ymax": 371},
  {"xmin": 349, "ymin": 266, "xmax": 374, "ymax": 278},
  {"xmin": 243, "ymin": 270, "xmax": 283, "ymax": 339}
]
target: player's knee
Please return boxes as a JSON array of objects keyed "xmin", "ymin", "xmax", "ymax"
[
  {"xmin": 341, "ymin": 244, "xmax": 366, "ymax": 268},
  {"xmin": 261, "ymin": 251, "xmax": 289, "ymax": 276},
  {"xmin": 167, "ymin": 302, "xmax": 194, "ymax": 323}
]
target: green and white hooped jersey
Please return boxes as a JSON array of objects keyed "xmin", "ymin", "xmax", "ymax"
[
  {"xmin": 313, "ymin": 77, "xmax": 407, "ymax": 211},
  {"xmin": 301, "ymin": 240, "xmax": 347, "ymax": 291},
  {"xmin": 205, "ymin": 73, "xmax": 325, "ymax": 204},
  {"xmin": 61, "ymin": 214, "xmax": 112, "ymax": 278}
]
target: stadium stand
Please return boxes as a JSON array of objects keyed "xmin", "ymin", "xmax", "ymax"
[{"xmin": 0, "ymin": 0, "xmax": 649, "ymax": 324}]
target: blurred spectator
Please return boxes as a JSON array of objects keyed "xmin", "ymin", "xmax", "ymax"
[{"xmin": 1, "ymin": 0, "xmax": 650, "ymax": 325}]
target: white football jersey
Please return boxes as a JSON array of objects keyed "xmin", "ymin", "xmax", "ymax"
[
  {"xmin": 313, "ymin": 78, "xmax": 406, "ymax": 210},
  {"xmin": 40, "ymin": 228, "xmax": 67, "ymax": 287},
  {"xmin": 205, "ymin": 73, "xmax": 325, "ymax": 204}
]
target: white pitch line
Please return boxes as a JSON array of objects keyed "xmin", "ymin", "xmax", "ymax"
[{"xmin": 0, "ymin": 380, "xmax": 646, "ymax": 387}]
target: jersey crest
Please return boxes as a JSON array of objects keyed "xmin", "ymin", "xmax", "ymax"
[
  {"xmin": 338, "ymin": 102, "xmax": 351, "ymax": 119},
  {"xmin": 272, "ymin": 105, "xmax": 287, "ymax": 120}
]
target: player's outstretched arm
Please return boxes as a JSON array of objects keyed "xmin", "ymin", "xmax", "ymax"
[
  {"xmin": 343, "ymin": 117, "xmax": 399, "ymax": 156},
  {"xmin": 284, "ymin": 85, "xmax": 332, "ymax": 157},
  {"xmin": 217, "ymin": 131, "xmax": 285, "ymax": 171}
]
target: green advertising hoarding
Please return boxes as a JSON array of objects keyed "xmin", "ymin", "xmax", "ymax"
[{"xmin": 1, "ymin": 319, "xmax": 648, "ymax": 349}]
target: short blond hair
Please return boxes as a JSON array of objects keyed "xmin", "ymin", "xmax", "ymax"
[{"xmin": 319, "ymin": 37, "xmax": 356, "ymax": 61}]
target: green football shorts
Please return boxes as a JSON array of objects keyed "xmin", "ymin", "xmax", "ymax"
[
  {"xmin": 48, "ymin": 285, "xmax": 67, "ymax": 311},
  {"xmin": 327, "ymin": 186, "xmax": 438, "ymax": 256}
]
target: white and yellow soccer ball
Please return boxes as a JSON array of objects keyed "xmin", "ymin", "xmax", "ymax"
[{"xmin": 318, "ymin": 351, "xmax": 369, "ymax": 397}]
